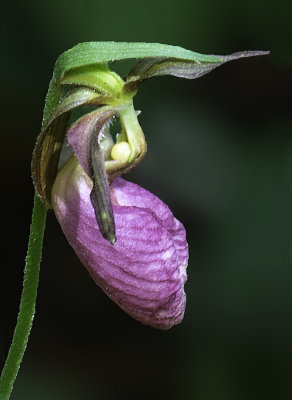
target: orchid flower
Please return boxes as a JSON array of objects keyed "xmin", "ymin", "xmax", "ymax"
[
  {"xmin": 0, "ymin": 42, "xmax": 269, "ymax": 399},
  {"xmin": 52, "ymin": 156, "xmax": 188, "ymax": 329}
]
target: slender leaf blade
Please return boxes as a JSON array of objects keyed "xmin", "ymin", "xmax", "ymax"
[
  {"xmin": 126, "ymin": 50, "xmax": 270, "ymax": 84},
  {"xmin": 53, "ymin": 42, "xmax": 224, "ymax": 82}
]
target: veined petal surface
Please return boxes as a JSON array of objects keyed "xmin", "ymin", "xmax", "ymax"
[{"xmin": 52, "ymin": 156, "xmax": 188, "ymax": 329}]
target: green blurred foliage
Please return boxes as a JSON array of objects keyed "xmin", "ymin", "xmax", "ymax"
[{"xmin": 1, "ymin": 0, "xmax": 291, "ymax": 399}]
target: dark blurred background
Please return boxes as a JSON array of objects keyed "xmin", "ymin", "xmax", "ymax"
[{"xmin": 1, "ymin": 0, "xmax": 291, "ymax": 399}]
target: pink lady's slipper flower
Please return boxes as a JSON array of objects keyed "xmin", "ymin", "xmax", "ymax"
[
  {"xmin": 0, "ymin": 44, "xmax": 270, "ymax": 400},
  {"xmin": 32, "ymin": 74, "xmax": 190, "ymax": 329},
  {"xmin": 44, "ymin": 101, "xmax": 189, "ymax": 329},
  {"xmin": 31, "ymin": 45, "xmax": 267, "ymax": 331},
  {"xmin": 52, "ymin": 156, "xmax": 188, "ymax": 329}
]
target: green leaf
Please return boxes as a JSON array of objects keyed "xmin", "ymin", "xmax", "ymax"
[{"xmin": 53, "ymin": 42, "xmax": 225, "ymax": 82}]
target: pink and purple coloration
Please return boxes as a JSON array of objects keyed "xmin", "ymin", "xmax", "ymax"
[{"xmin": 52, "ymin": 156, "xmax": 188, "ymax": 329}]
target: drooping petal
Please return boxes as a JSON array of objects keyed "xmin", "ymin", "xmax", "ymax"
[{"xmin": 52, "ymin": 156, "xmax": 188, "ymax": 329}]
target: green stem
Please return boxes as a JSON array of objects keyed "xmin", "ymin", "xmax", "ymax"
[{"xmin": 0, "ymin": 193, "xmax": 47, "ymax": 400}]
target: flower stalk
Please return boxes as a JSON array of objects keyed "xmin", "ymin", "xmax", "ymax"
[{"xmin": 0, "ymin": 194, "xmax": 47, "ymax": 400}]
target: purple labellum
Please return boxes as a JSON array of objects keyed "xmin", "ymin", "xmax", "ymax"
[{"xmin": 52, "ymin": 156, "xmax": 188, "ymax": 329}]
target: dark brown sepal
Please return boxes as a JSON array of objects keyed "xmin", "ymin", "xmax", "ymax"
[
  {"xmin": 124, "ymin": 50, "xmax": 270, "ymax": 90},
  {"xmin": 66, "ymin": 107, "xmax": 118, "ymax": 243},
  {"xmin": 90, "ymin": 130, "xmax": 116, "ymax": 244},
  {"xmin": 32, "ymin": 87, "xmax": 107, "ymax": 208}
]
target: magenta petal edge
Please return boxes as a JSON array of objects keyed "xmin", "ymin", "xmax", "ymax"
[{"xmin": 52, "ymin": 156, "xmax": 188, "ymax": 329}]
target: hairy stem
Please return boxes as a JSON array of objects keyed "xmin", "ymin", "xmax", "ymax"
[{"xmin": 0, "ymin": 193, "xmax": 47, "ymax": 400}]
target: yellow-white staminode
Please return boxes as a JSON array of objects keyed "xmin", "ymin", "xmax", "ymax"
[{"xmin": 111, "ymin": 142, "xmax": 131, "ymax": 162}]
